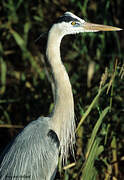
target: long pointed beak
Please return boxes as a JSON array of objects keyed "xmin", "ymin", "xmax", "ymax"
[{"xmin": 83, "ymin": 22, "xmax": 122, "ymax": 32}]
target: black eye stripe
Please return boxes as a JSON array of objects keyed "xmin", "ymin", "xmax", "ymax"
[{"xmin": 55, "ymin": 15, "xmax": 80, "ymax": 24}]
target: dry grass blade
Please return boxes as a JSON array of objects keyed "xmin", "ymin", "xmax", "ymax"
[
  {"xmin": 106, "ymin": 58, "xmax": 118, "ymax": 94},
  {"xmin": 63, "ymin": 162, "xmax": 76, "ymax": 170},
  {"xmin": 99, "ymin": 67, "xmax": 108, "ymax": 89},
  {"xmin": 0, "ymin": 124, "xmax": 23, "ymax": 128},
  {"xmin": 119, "ymin": 63, "xmax": 124, "ymax": 79}
]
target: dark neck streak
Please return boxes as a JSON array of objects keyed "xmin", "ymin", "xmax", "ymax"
[{"xmin": 46, "ymin": 25, "xmax": 75, "ymax": 161}]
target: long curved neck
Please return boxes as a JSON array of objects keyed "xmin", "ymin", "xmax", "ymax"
[{"xmin": 46, "ymin": 25, "xmax": 75, "ymax": 162}]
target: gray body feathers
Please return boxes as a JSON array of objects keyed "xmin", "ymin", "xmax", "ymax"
[{"xmin": 0, "ymin": 117, "xmax": 59, "ymax": 180}]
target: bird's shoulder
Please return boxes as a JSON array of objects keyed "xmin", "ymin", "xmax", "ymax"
[
  {"xmin": 18, "ymin": 116, "xmax": 59, "ymax": 147},
  {"xmin": 0, "ymin": 117, "xmax": 59, "ymax": 180},
  {"xmin": 0, "ymin": 116, "xmax": 59, "ymax": 160}
]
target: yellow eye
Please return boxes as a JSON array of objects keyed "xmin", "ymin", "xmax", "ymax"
[{"xmin": 71, "ymin": 21, "xmax": 76, "ymax": 25}]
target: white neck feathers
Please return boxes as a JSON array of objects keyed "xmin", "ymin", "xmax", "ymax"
[{"xmin": 46, "ymin": 25, "xmax": 75, "ymax": 162}]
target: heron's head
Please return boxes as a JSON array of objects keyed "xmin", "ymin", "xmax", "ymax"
[{"xmin": 52, "ymin": 12, "xmax": 122, "ymax": 37}]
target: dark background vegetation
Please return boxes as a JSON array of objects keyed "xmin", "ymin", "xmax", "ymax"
[{"xmin": 0, "ymin": 0, "xmax": 124, "ymax": 179}]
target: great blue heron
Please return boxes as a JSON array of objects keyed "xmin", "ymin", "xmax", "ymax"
[{"xmin": 0, "ymin": 12, "xmax": 121, "ymax": 180}]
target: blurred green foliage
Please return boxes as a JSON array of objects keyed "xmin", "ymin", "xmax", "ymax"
[{"xmin": 0, "ymin": 0, "xmax": 124, "ymax": 179}]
